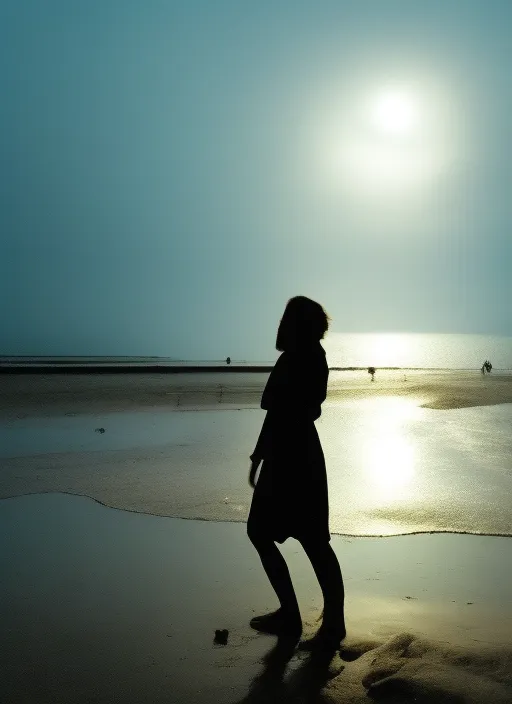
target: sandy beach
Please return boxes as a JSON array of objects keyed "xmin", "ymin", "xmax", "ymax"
[
  {"xmin": 1, "ymin": 370, "xmax": 512, "ymax": 702},
  {"xmin": 1, "ymin": 493, "xmax": 511, "ymax": 703}
]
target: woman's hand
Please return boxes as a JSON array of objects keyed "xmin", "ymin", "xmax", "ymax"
[{"xmin": 248, "ymin": 455, "xmax": 262, "ymax": 488}]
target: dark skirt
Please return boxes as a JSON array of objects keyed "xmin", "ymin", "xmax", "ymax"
[{"xmin": 247, "ymin": 421, "xmax": 330, "ymax": 544}]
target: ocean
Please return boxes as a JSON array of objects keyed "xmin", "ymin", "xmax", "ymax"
[
  {"xmin": 322, "ymin": 332, "xmax": 512, "ymax": 369},
  {"xmin": 1, "ymin": 333, "xmax": 511, "ymax": 370}
]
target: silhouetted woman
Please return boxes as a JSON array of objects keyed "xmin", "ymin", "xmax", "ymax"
[{"xmin": 247, "ymin": 296, "xmax": 345, "ymax": 646}]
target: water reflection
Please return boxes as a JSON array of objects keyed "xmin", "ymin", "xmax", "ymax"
[
  {"xmin": 2, "ymin": 400, "xmax": 512, "ymax": 536},
  {"xmin": 364, "ymin": 434, "xmax": 414, "ymax": 497},
  {"xmin": 360, "ymin": 397, "xmax": 417, "ymax": 502},
  {"xmin": 324, "ymin": 332, "xmax": 420, "ymax": 368},
  {"xmin": 322, "ymin": 396, "xmax": 433, "ymax": 535},
  {"xmin": 323, "ymin": 331, "xmax": 512, "ymax": 369}
]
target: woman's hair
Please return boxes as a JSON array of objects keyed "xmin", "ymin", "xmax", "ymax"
[{"xmin": 276, "ymin": 296, "xmax": 330, "ymax": 351}]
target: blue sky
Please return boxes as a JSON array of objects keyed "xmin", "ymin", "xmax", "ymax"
[{"xmin": 1, "ymin": 1, "xmax": 511, "ymax": 359}]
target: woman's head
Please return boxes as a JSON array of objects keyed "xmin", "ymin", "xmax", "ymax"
[{"xmin": 276, "ymin": 296, "xmax": 329, "ymax": 352}]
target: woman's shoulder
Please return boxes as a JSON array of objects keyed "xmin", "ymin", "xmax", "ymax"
[
  {"xmin": 292, "ymin": 343, "xmax": 326, "ymax": 362},
  {"xmin": 283, "ymin": 346, "xmax": 326, "ymax": 377}
]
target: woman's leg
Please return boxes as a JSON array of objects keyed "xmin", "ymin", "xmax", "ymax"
[
  {"xmin": 300, "ymin": 538, "xmax": 346, "ymax": 638},
  {"xmin": 247, "ymin": 524, "xmax": 301, "ymax": 634},
  {"xmin": 247, "ymin": 527, "xmax": 300, "ymax": 615}
]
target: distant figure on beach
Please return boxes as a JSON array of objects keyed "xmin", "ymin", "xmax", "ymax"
[
  {"xmin": 226, "ymin": 356, "xmax": 231, "ymax": 365},
  {"xmin": 247, "ymin": 296, "xmax": 345, "ymax": 648},
  {"xmin": 481, "ymin": 360, "xmax": 492, "ymax": 374},
  {"xmin": 368, "ymin": 366, "xmax": 376, "ymax": 381}
]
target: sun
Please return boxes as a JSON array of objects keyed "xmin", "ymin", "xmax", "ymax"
[
  {"xmin": 372, "ymin": 91, "xmax": 416, "ymax": 133},
  {"xmin": 313, "ymin": 76, "xmax": 456, "ymax": 199}
]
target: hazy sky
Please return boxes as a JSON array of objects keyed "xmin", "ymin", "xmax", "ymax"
[{"xmin": 1, "ymin": 1, "xmax": 511, "ymax": 359}]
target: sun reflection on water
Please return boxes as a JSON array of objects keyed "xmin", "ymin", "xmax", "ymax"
[
  {"xmin": 360, "ymin": 397, "xmax": 418, "ymax": 502},
  {"xmin": 364, "ymin": 434, "xmax": 415, "ymax": 497}
]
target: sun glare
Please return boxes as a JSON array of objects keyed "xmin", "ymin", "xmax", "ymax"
[
  {"xmin": 310, "ymin": 73, "xmax": 459, "ymax": 203},
  {"xmin": 372, "ymin": 91, "xmax": 416, "ymax": 133}
]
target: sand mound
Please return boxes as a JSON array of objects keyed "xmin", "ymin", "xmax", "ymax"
[
  {"xmin": 234, "ymin": 629, "xmax": 512, "ymax": 703},
  {"xmin": 321, "ymin": 632, "xmax": 512, "ymax": 703}
]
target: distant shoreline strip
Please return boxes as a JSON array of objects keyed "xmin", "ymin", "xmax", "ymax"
[
  {"xmin": 0, "ymin": 364, "xmax": 499, "ymax": 374},
  {"xmin": 0, "ymin": 365, "xmax": 274, "ymax": 374}
]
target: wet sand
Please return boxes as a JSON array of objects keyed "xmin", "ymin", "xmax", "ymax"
[
  {"xmin": 1, "ymin": 369, "xmax": 512, "ymax": 418},
  {"xmin": 1, "ymin": 493, "xmax": 511, "ymax": 703},
  {"xmin": 2, "ymin": 401, "xmax": 512, "ymax": 536}
]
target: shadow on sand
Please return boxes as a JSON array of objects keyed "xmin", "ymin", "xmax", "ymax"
[{"xmin": 235, "ymin": 636, "xmax": 342, "ymax": 704}]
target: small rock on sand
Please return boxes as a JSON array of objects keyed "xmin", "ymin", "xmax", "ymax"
[{"xmin": 214, "ymin": 629, "xmax": 229, "ymax": 645}]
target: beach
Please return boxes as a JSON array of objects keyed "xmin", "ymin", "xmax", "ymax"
[
  {"xmin": 1, "ymin": 370, "xmax": 512, "ymax": 702},
  {"xmin": 2, "ymin": 494, "xmax": 511, "ymax": 703},
  {"xmin": 2, "ymin": 368, "xmax": 512, "ymax": 417},
  {"xmin": 2, "ymin": 370, "xmax": 512, "ymax": 536}
]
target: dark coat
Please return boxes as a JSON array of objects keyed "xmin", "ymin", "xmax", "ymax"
[{"xmin": 247, "ymin": 343, "xmax": 330, "ymax": 544}]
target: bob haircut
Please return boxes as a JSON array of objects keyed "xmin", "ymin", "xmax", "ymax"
[{"xmin": 276, "ymin": 296, "xmax": 330, "ymax": 352}]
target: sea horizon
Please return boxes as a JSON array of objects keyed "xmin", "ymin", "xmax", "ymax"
[{"xmin": 2, "ymin": 332, "xmax": 512, "ymax": 370}]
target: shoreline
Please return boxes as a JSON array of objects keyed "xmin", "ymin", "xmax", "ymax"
[
  {"xmin": 2, "ymin": 393, "xmax": 511, "ymax": 537},
  {"xmin": 3, "ymin": 489, "xmax": 512, "ymax": 540},
  {"xmin": 1, "ymin": 363, "xmax": 510, "ymax": 374},
  {"xmin": 0, "ymin": 364, "xmax": 274, "ymax": 374}
]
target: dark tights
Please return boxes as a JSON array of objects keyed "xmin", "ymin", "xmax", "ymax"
[{"xmin": 248, "ymin": 527, "xmax": 345, "ymax": 626}]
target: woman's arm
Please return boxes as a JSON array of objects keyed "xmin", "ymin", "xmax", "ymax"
[
  {"xmin": 250, "ymin": 411, "xmax": 273, "ymax": 463},
  {"xmin": 248, "ymin": 412, "xmax": 274, "ymax": 488}
]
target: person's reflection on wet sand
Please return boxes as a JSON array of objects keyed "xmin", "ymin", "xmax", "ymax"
[{"xmin": 247, "ymin": 296, "xmax": 346, "ymax": 650}]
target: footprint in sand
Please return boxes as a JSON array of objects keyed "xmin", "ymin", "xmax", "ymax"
[{"xmin": 338, "ymin": 637, "xmax": 382, "ymax": 662}]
